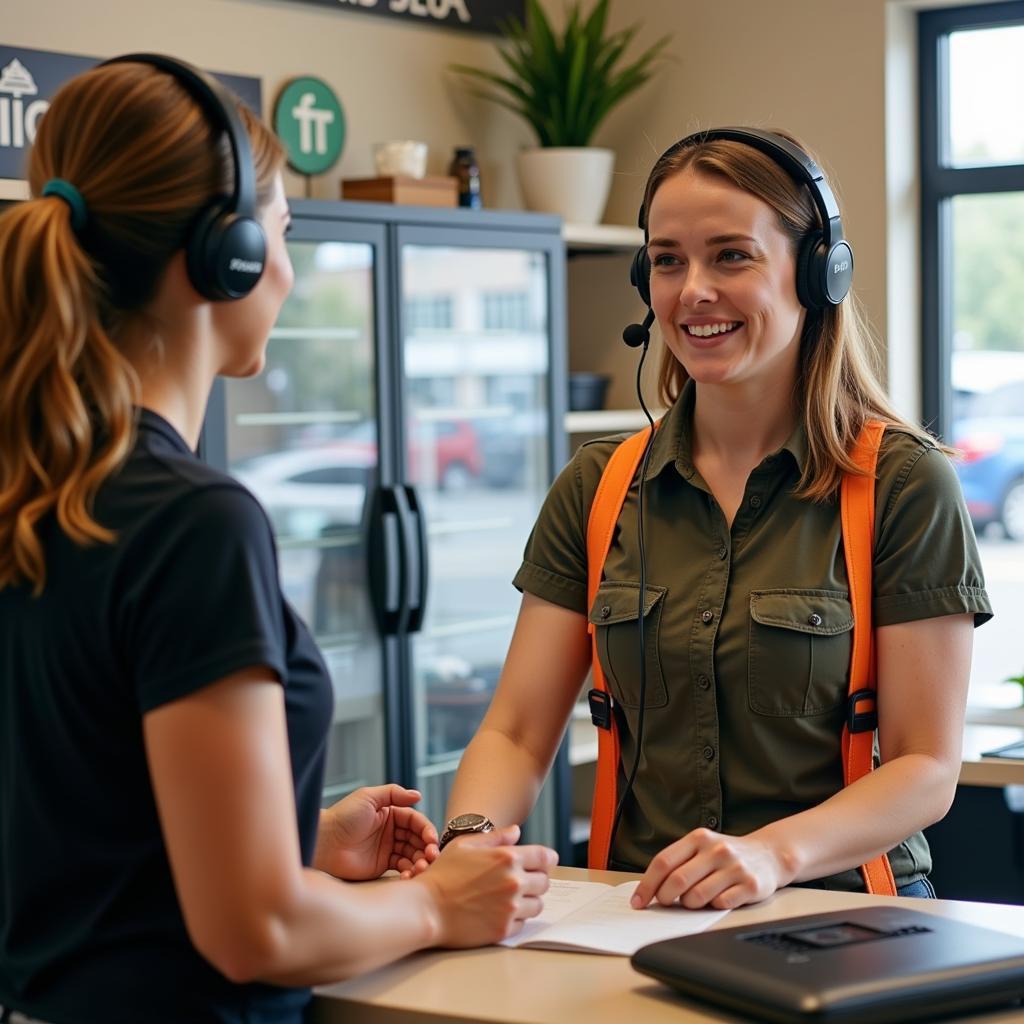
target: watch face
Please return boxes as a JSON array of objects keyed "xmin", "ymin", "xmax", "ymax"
[{"xmin": 450, "ymin": 813, "xmax": 487, "ymax": 830}]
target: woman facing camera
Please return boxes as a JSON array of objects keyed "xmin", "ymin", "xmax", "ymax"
[{"xmin": 443, "ymin": 128, "xmax": 989, "ymax": 909}]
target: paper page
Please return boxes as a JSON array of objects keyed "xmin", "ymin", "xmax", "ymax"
[
  {"xmin": 521, "ymin": 880, "xmax": 729, "ymax": 956},
  {"xmin": 500, "ymin": 878, "xmax": 611, "ymax": 948}
]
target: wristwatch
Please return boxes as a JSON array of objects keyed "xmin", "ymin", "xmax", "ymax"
[{"xmin": 439, "ymin": 812, "xmax": 495, "ymax": 850}]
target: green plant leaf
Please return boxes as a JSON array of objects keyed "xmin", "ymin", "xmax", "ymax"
[
  {"xmin": 450, "ymin": 66, "xmax": 532, "ymax": 108},
  {"xmin": 583, "ymin": 0, "xmax": 610, "ymax": 56},
  {"xmin": 564, "ymin": 33, "xmax": 589, "ymax": 144},
  {"xmin": 449, "ymin": 0, "xmax": 672, "ymax": 148}
]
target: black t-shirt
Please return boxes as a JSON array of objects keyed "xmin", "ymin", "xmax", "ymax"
[{"xmin": 0, "ymin": 410, "xmax": 334, "ymax": 1024}]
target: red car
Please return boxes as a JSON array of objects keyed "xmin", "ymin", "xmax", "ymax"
[{"xmin": 327, "ymin": 418, "xmax": 482, "ymax": 491}]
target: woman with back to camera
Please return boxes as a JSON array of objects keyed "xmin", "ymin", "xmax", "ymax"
[
  {"xmin": 0, "ymin": 54, "xmax": 556, "ymax": 1024},
  {"xmin": 442, "ymin": 128, "xmax": 991, "ymax": 908}
]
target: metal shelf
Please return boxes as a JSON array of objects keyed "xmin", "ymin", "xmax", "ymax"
[
  {"xmin": 424, "ymin": 615, "xmax": 516, "ymax": 640},
  {"xmin": 269, "ymin": 327, "xmax": 361, "ymax": 341},
  {"xmin": 233, "ymin": 410, "xmax": 363, "ymax": 427},
  {"xmin": 0, "ymin": 178, "xmax": 29, "ymax": 201},
  {"xmin": 562, "ymin": 222, "xmax": 643, "ymax": 251},
  {"xmin": 565, "ymin": 409, "xmax": 663, "ymax": 434},
  {"xmin": 428, "ymin": 517, "xmax": 516, "ymax": 537}
]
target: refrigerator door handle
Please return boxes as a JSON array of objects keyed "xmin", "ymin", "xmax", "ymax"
[
  {"xmin": 367, "ymin": 484, "xmax": 410, "ymax": 636},
  {"xmin": 403, "ymin": 484, "xmax": 429, "ymax": 634}
]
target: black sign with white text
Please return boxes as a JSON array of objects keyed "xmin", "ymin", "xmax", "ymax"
[
  {"xmin": 277, "ymin": 0, "xmax": 525, "ymax": 35},
  {"xmin": 0, "ymin": 45, "xmax": 262, "ymax": 182}
]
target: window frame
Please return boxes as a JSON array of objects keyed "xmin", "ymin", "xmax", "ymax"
[{"xmin": 919, "ymin": 0, "xmax": 1024, "ymax": 439}]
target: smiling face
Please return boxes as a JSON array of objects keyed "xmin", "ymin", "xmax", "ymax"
[{"xmin": 646, "ymin": 167, "xmax": 806, "ymax": 395}]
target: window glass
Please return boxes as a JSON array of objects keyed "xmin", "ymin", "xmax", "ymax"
[
  {"xmin": 950, "ymin": 192, "xmax": 1024, "ymax": 706},
  {"xmin": 925, "ymin": 5, "xmax": 1024, "ymax": 709},
  {"xmin": 949, "ymin": 25, "xmax": 1024, "ymax": 167}
]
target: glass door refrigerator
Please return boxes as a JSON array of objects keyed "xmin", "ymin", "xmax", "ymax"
[{"xmin": 204, "ymin": 200, "xmax": 570, "ymax": 856}]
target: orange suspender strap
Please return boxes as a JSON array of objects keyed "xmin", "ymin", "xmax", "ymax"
[
  {"xmin": 586, "ymin": 418, "xmax": 897, "ymax": 892},
  {"xmin": 584, "ymin": 425, "xmax": 655, "ymax": 870},
  {"xmin": 841, "ymin": 418, "xmax": 897, "ymax": 896}
]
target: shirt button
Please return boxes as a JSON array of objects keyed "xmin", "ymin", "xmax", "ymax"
[
  {"xmin": 808, "ymin": 612, "xmax": 823, "ymax": 627},
  {"xmin": 600, "ymin": 605, "xmax": 611, "ymax": 619},
  {"xmin": 702, "ymin": 745, "xmax": 715, "ymax": 761},
  {"xmin": 701, "ymin": 609, "xmax": 714, "ymax": 624},
  {"xmin": 718, "ymin": 545, "xmax": 728, "ymax": 559},
  {"xmin": 697, "ymin": 674, "xmax": 711, "ymax": 690},
  {"xmin": 749, "ymin": 494, "xmax": 762, "ymax": 509},
  {"xmin": 706, "ymin": 815, "xmax": 719, "ymax": 829}
]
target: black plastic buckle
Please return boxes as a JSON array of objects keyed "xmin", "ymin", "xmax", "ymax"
[
  {"xmin": 847, "ymin": 688, "xmax": 878, "ymax": 734},
  {"xmin": 588, "ymin": 688, "xmax": 613, "ymax": 730}
]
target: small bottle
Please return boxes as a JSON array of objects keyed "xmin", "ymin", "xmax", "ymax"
[{"xmin": 449, "ymin": 146, "xmax": 482, "ymax": 209}]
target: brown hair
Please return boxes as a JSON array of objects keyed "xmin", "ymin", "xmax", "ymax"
[
  {"xmin": 0, "ymin": 60, "xmax": 284, "ymax": 594},
  {"xmin": 640, "ymin": 130, "xmax": 944, "ymax": 501}
]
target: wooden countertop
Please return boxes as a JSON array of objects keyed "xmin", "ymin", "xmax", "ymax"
[
  {"xmin": 309, "ymin": 866, "xmax": 1024, "ymax": 1024},
  {"xmin": 960, "ymin": 723, "xmax": 1024, "ymax": 786}
]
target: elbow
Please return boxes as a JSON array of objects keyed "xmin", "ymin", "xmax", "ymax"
[
  {"xmin": 919, "ymin": 755, "xmax": 960, "ymax": 828},
  {"xmin": 188, "ymin": 907, "xmax": 294, "ymax": 984},
  {"xmin": 929, "ymin": 778, "xmax": 958, "ymax": 827}
]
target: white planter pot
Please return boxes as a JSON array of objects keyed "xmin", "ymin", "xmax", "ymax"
[{"xmin": 517, "ymin": 147, "xmax": 614, "ymax": 225}]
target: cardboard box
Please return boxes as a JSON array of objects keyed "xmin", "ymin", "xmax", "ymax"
[{"xmin": 341, "ymin": 175, "xmax": 458, "ymax": 208}]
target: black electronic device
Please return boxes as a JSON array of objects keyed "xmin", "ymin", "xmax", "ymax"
[
  {"xmin": 622, "ymin": 126, "xmax": 853, "ymax": 350},
  {"xmin": 631, "ymin": 906, "xmax": 1024, "ymax": 1023},
  {"xmin": 100, "ymin": 53, "xmax": 266, "ymax": 302},
  {"xmin": 982, "ymin": 740, "xmax": 1024, "ymax": 760}
]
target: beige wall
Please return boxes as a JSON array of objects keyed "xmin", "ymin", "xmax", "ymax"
[
  {"xmin": 5, "ymin": 0, "xmax": 538, "ymax": 204},
  {"xmin": 8, "ymin": 0, "xmax": 959, "ymax": 416},
  {"xmin": 589, "ymin": 0, "xmax": 907, "ymax": 410}
]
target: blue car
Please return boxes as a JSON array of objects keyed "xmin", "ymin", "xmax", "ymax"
[{"xmin": 953, "ymin": 380, "xmax": 1024, "ymax": 541}]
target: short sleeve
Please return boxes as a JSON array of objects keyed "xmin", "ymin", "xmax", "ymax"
[
  {"xmin": 873, "ymin": 440, "xmax": 993, "ymax": 628},
  {"xmin": 512, "ymin": 447, "xmax": 591, "ymax": 613},
  {"xmin": 116, "ymin": 485, "xmax": 289, "ymax": 713}
]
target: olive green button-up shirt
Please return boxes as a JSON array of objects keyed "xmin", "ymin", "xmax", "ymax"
[{"xmin": 514, "ymin": 383, "xmax": 992, "ymax": 891}]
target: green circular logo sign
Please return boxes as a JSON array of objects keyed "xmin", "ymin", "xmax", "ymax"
[{"xmin": 274, "ymin": 77, "xmax": 345, "ymax": 176}]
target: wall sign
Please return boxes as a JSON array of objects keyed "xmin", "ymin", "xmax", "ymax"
[
  {"xmin": 0, "ymin": 45, "xmax": 262, "ymax": 183},
  {"xmin": 277, "ymin": 0, "xmax": 525, "ymax": 35},
  {"xmin": 274, "ymin": 77, "xmax": 345, "ymax": 175}
]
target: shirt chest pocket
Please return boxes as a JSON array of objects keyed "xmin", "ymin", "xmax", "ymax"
[
  {"xmin": 748, "ymin": 590, "xmax": 853, "ymax": 717},
  {"xmin": 588, "ymin": 580, "xmax": 669, "ymax": 709}
]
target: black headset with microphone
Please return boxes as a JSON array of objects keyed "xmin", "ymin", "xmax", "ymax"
[
  {"xmin": 100, "ymin": 53, "xmax": 267, "ymax": 302},
  {"xmin": 622, "ymin": 127, "xmax": 854, "ymax": 349},
  {"xmin": 607, "ymin": 129, "xmax": 853, "ymax": 863}
]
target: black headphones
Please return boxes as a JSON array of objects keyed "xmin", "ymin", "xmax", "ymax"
[
  {"xmin": 622, "ymin": 127, "xmax": 854, "ymax": 348},
  {"xmin": 100, "ymin": 53, "xmax": 267, "ymax": 302}
]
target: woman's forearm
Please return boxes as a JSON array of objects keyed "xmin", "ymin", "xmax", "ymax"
[
  {"xmin": 759, "ymin": 753, "xmax": 959, "ymax": 885},
  {"xmin": 213, "ymin": 869, "xmax": 438, "ymax": 986},
  {"xmin": 445, "ymin": 724, "xmax": 552, "ymax": 825}
]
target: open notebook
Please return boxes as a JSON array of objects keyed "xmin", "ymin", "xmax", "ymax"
[{"xmin": 500, "ymin": 878, "xmax": 729, "ymax": 956}]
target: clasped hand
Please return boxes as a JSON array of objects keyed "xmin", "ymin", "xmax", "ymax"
[
  {"xmin": 314, "ymin": 784, "xmax": 439, "ymax": 881},
  {"xmin": 631, "ymin": 827, "xmax": 789, "ymax": 911}
]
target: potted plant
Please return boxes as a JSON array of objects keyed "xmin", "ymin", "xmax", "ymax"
[{"xmin": 451, "ymin": 0, "xmax": 671, "ymax": 225}]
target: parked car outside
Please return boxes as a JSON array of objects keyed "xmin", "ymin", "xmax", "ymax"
[
  {"xmin": 318, "ymin": 418, "xmax": 482, "ymax": 491},
  {"xmin": 231, "ymin": 447, "xmax": 372, "ymax": 633},
  {"xmin": 232, "ymin": 445, "xmax": 370, "ymax": 539},
  {"xmin": 473, "ymin": 411, "xmax": 548, "ymax": 489},
  {"xmin": 951, "ymin": 351, "xmax": 1024, "ymax": 540}
]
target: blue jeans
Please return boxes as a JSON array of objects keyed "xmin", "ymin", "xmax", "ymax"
[{"xmin": 896, "ymin": 877, "xmax": 937, "ymax": 899}]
